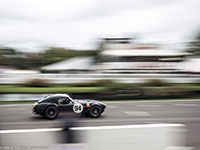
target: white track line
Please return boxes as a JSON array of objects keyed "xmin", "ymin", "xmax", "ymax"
[
  {"xmin": 174, "ymin": 104, "xmax": 200, "ymax": 107},
  {"xmin": 71, "ymin": 124, "xmax": 184, "ymax": 130},
  {"xmin": 0, "ymin": 124, "xmax": 184, "ymax": 133},
  {"xmin": 1, "ymin": 117, "xmax": 200, "ymax": 125},
  {"xmin": 164, "ymin": 146, "xmax": 194, "ymax": 150},
  {"xmin": 137, "ymin": 104, "xmax": 162, "ymax": 107},
  {"xmin": 123, "ymin": 111, "xmax": 152, "ymax": 116},
  {"xmin": 0, "ymin": 128, "xmax": 62, "ymax": 134}
]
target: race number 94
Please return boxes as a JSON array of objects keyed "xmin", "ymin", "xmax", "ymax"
[{"xmin": 73, "ymin": 103, "xmax": 83, "ymax": 113}]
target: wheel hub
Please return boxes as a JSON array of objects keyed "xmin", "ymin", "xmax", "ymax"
[{"xmin": 49, "ymin": 111, "xmax": 54, "ymax": 115}]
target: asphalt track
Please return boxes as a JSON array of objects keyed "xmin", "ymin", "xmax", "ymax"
[{"xmin": 1, "ymin": 99, "xmax": 200, "ymax": 149}]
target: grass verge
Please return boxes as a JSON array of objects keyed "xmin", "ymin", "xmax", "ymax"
[{"xmin": 0, "ymin": 85, "xmax": 107, "ymax": 93}]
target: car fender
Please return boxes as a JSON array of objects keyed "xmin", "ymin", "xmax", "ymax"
[
  {"xmin": 82, "ymin": 103, "xmax": 100, "ymax": 114},
  {"xmin": 87, "ymin": 103, "xmax": 103, "ymax": 112}
]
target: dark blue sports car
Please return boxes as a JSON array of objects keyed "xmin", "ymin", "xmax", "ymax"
[{"xmin": 33, "ymin": 94, "xmax": 106, "ymax": 119}]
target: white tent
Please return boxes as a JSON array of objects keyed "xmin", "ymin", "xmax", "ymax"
[
  {"xmin": 41, "ymin": 57, "xmax": 94, "ymax": 71},
  {"xmin": 178, "ymin": 58, "xmax": 200, "ymax": 72},
  {"xmin": 101, "ymin": 49, "xmax": 189, "ymax": 57}
]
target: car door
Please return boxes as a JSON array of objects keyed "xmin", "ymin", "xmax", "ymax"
[{"xmin": 57, "ymin": 97, "xmax": 74, "ymax": 112}]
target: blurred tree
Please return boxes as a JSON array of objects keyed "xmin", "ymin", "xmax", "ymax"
[
  {"xmin": 0, "ymin": 47, "xmax": 16, "ymax": 55},
  {"xmin": 0, "ymin": 47, "xmax": 96, "ymax": 70},
  {"xmin": 42, "ymin": 47, "xmax": 96, "ymax": 67},
  {"xmin": 44, "ymin": 47, "xmax": 96, "ymax": 58},
  {"xmin": 187, "ymin": 31, "xmax": 200, "ymax": 55}
]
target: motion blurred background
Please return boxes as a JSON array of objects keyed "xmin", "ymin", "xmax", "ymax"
[
  {"xmin": 0, "ymin": 0, "xmax": 200, "ymax": 101},
  {"xmin": 0, "ymin": 0, "xmax": 200, "ymax": 149}
]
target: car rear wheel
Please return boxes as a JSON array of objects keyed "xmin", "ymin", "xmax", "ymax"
[
  {"xmin": 44, "ymin": 106, "xmax": 58, "ymax": 119},
  {"xmin": 89, "ymin": 105, "xmax": 102, "ymax": 118}
]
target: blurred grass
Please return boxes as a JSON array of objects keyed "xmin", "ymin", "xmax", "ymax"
[
  {"xmin": 0, "ymin": 83, "xmax": 200, "ymax": 93},
  {"xmin": 0, "ymin": 85, "xmax": 107, "ymax": 93},
  {"xmin": 0, "ymin": 101, "xmax": 36, "ymax": 104},
  {"xmin": 0, "ymin": 79, "xmax": 200, "ymax": 101}
]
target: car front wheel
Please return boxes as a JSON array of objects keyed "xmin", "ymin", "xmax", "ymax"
[
  {"xmin": 44, "ymin": 106, "xmax": 58, "ymax": 119},
  {"xmin": 88, "ymin": 105, "xmax": 103, "ymax": 118}
]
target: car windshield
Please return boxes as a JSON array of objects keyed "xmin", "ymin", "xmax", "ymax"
[{"xmin": 38, "ymin": 95, "xmax": 51, "ymax": 102}]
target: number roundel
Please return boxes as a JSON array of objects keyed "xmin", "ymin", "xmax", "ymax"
[{"xmin": 73, "ymin": 103, "xmax": 83, "ymax": 113}]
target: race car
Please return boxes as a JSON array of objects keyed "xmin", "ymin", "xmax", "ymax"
[{"xmin": 32, "ymin": 94, "xmax": 106, "ymax": 119}]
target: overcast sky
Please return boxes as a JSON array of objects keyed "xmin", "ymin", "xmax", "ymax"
[{"xmin": 0, "ymin": 0, "xmax": 200, "ymax": 52}]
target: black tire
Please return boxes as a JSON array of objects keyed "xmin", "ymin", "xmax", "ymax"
[
  {"xmin": 44, "ymin": 106, "xmax": 58, "ymax": 119},
  {"xmin": 88, "ymin": 105, "xmax": 103, "ymax": 118}
]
